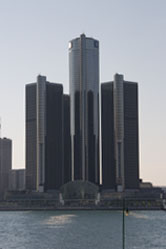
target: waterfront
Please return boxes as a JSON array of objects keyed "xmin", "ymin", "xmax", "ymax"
[{"xmin": 0, "ymin": 211, "xmax": 166, "ymax": 249}]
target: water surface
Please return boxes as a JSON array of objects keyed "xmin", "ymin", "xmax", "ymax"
[{"xmin": 0, "ymin": 210, "xmax": 165, "ymax": 249}]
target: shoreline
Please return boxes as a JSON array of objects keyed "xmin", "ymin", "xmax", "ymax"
[{"xmin": 0, "ymin": 207, "xmax": 165, "ymax": 211}]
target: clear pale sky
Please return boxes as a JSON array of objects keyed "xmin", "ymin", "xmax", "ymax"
[{"xmin": 0, "ymin": 0, "xmax": 165, "ymax": 186}]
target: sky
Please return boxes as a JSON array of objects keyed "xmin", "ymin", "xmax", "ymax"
[{"xmin": 0, "ymin": 0, "xmax": 165, "ymax": 186}]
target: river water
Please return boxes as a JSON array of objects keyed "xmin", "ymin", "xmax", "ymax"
[{"xmin": 0, "ymin": 210, "xmax": 165, "ymax": 249}]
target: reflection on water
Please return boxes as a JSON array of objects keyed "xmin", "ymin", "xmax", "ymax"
[
  {"xmin": 43, "ymin": 214, "xmax": 77, "ymax": 226},
  {"xmin": 0, "ymin": 211, "xmax": 166, "ymax": 249},
  {"xmin": 127, "ymin": 211, "xmax": 149, "ymax": 219}
]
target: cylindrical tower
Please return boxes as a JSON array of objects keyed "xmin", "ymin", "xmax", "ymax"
[{"xmin": 69, "ymin": 34, "xmax": 100, "ymax": 184}]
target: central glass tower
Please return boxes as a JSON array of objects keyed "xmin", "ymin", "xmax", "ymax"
[{"xmin": 69, "ymin": 34, "xmax": 100, "ymax": 184}]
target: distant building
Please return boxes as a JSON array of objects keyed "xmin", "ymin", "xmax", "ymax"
[
  {"xmin": 26, "ymin": 75, "xmax": 64, "ymax": 192},
  {"xmin": 0, "ymin": 138, "xmax": 12, "ymax": 198},
  {"xmin": 101, "ymin": 74, "xmax": 139, "ymax": 191},
  {"xmin": 69, "ymin": 34, "xmax": 100, "ymax": 185},
  {"xmin": 9, "ymin": 169, "xmax": 25, "ymax": 191}
]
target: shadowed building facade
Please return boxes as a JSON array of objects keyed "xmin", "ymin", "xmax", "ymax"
[
  {"xmin": 63, "ymin": 94, "xmax": 72, "ymax": 184},
  {"xmin": 26, "ymin": 75, "xmax": 64, "ymax": 192},
  {"xmin": 101, "ymin": 83, "xmax": 116, "ymax": 189},
  {"xmin": 101, "ymin": 74, "xmax": 139, "ymax": 191},
  {"xmin": 0, "ymin": 138, "xmax": 12, "ymax": 199},
  {"xmin": 9, "ymin": 169, "xmax": 25, "ymax": 191},
  {"xmin": 69, "ymin": 34, "xmax": 100, "ymax": 185},
  {"xmin": 123, "ymin": 80, "xmax": 139, "ymax": 189},
  {"xmin": 26, "ymin": 83, "xmax": 37, "ymax": 190}
]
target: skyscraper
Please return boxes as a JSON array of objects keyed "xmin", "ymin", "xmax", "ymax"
[
  {"xmin": 0, "ymin": 138, "xmax": 12, "ymax": 199},
  {"xmin": 69, "ymin": 34, "xmax": 100, "ymax": 184},
  {"xmin": 26, "ymin": 75, "xmax": 64, "ymax": 192},
  {"xmin": 101, "ymin": 74, "xmax": 139, "ymax": 191}
]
